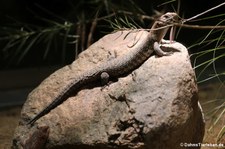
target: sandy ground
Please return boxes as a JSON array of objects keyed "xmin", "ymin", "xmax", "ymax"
[
  {"xmin": 198, "ymin": 83, "xmax": 225, "ymax": 148},
  {"xmin": 0, "ymin": 106, "xmax": 21, "ymax": 149},
  {"xmin": 0, "ymin": 83, "xmax": 224, "ymax": 149}
]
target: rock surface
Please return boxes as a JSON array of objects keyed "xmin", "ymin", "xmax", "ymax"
[{"xmin": 12, "ymin": 30, "xmax": 205, "ymax": 149}]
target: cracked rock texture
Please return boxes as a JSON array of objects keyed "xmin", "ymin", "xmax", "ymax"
[{"xmin": 12, "ymin": 30, "xmax": 205, "ymax": 149}]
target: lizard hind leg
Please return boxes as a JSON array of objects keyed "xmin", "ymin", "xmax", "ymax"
[{"xmin": 100, "ymin": 72, "xmax": 110, "ymax": 85}]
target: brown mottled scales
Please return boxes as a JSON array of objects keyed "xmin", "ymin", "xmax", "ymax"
[
  {"xmin": 22, "ymin": 126, "xmax": 49, "ymax": 149},
  {"xmin": 27, "ymin": 12, "xmax": 179, "ymax": 125}
]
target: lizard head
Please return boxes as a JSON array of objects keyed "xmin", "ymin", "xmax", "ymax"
[
  {"xmin": 150, "ymin": 12, "xmax": 179, "ymax": 42},
  {"xmin": 157, "ymin": 12, "xmax": 178, "ymax": 26}
]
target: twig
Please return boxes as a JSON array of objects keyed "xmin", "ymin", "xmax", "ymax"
[
  {"xmin": 183, "ymin": 2, "xmax": 225, "ymax": 23},
  {"xmin": 175, "ymin": 23, "xmax": 225, "ymax": 30},
  {"xmin": 87, "ymin": 15, "xmax": 98, "ymax": 47}
]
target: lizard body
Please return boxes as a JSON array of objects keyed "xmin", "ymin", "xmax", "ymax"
[{"xmin": 27, "ymin": 12, "xmax": 178, "ymax": 125}]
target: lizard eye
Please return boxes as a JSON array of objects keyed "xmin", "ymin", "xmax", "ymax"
[
  {"xmin": 161, "ymin": 15, "xmax": 171, "ymax": 24},
  {"xmin": 164, "ymin": 15, "xmax": 169, "ymax": 19}
]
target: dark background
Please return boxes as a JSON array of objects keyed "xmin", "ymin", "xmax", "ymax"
[
  {"xmin": 0, "ymin": 1, "xmax": 223, "ymax": 146},
  {"xmin": 0, "ymin": 0, "xmax": 224, "ymax": 69}
]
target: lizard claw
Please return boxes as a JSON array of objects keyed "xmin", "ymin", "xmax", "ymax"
[{"xmin": 162, "ymin": 51, "xmax": 173, "ymax": 56}]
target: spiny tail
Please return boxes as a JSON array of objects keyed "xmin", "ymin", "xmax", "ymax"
[{"xmin": 27, "ymin": 81, "xmax": 79, "ymax": 125}]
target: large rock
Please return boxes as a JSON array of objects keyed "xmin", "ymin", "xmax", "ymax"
[{"xmin": 12, "ymin": 30, "xmax": 205, "ymax": 149}]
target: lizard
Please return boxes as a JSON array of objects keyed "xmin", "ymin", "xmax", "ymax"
[{"xmin": 27, "ymin": 12, "xmax": 179, "ymax": 125}]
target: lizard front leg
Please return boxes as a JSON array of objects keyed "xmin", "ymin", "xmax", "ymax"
[
  {"xmin": 160, "ymin": 39, "xmax": 180, "ymax": 53},
  {"xmin": 153, "ymin": 41, "xmax": 172, "ymax": 56}
]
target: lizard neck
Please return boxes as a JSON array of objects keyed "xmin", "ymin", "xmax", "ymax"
[{"xmin": 149, "ymin": 22, "xmax": 170, "ymax": 43}]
